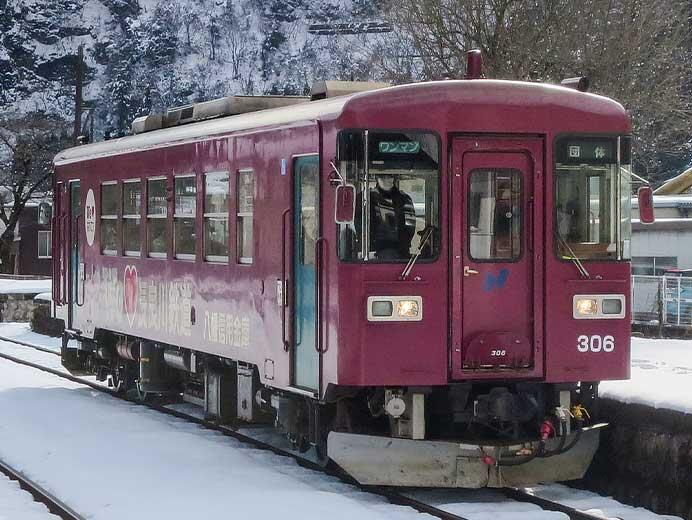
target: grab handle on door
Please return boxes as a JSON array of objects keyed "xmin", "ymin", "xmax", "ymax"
[
  {"xmin": 77, "ymin": 214, "xmax": 85, "ymax": 307},
  {"xmin": 314, "ymin": 237, "xmax": 327, "ymax": 354},
  {"xmin": 527, "ymin": 198, "xmax": 534, "ymax": 253},
  {"xmin": 464, "ymin": 266, "xmax": 479, "ymax": 277}
]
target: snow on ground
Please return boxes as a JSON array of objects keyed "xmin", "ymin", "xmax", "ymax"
[
  {"xmin": 600, "ymin": 337, "xmax": 692, "ymax": 414},
  {"xmin": 530, "ymin": 484, "xmax": 681, "ymax": 520},
  {"xmin": 0, "ymin": 473, "xmax": 62, "ymax": 520},
  {"xmin": 403, "ymin": 489, "xmax": 566, "ymax": 520},
  {"xmin": 404, "ymin": 485, "xmax": 681, "ymax": 520},
  {"xmin": 0, "ymin": 331, "xmax": 684, "ymax": 520},
  {"xmin": 0, "ymin": 355, "xmax": 430, "ymax": 520},
  {"xmin": 0, "ymin": 322, "xmax": 65, "ymax": 353},
  {"xmin": 0, "ymin": 279, "xmax": 50, "ymax": 294}
]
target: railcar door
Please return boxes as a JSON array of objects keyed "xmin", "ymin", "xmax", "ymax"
[
  {"xmin": 291, "ymin": 155, "xmax": 320, "ymax": 391},
  {"xmin": 67, "ymin": 180, "xmax": 82, "ymax": 329},
  {"xmin": 451, "ymin": 138, "xmax": 544, "ymax": 378},
  {"xmin": 52, "ymin": 182, "xmax": 66, "ymax": 311}
]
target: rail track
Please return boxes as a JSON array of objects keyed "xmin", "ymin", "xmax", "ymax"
[
  {"xmin": 0, "ymin": 457, "xmax": 85, "ymax": 520},
  {"xmin": 0, "ymin": 335, "xmax": 612, "ymax": 520}
]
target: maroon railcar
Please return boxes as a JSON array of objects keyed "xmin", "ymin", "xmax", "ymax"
[{"xmin": 53, "ymin": 73, "xmax": 636, "ymax": 487}]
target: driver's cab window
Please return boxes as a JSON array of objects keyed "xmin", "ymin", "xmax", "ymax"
[{"xmin": 337, "ymin": 130, "xmax": 440, "ymax": 262}]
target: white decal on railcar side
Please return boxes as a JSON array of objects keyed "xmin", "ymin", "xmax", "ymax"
[
  {"xmin": 577, "ymin": 335, "xmax": 615, "ymax": 353},
  {"xmin": 203, "ymin": 311, "xmax": 250, "ymax": 348},
  {"xmin": 124, "ymin": 265, "xmax": 138, "ymax": 327},
  {"xmin": 85, "ymin": 189, "xmax": 96, "ymax": 246},
  {"xmin": 99, "ymin": 266, "xmax": 193, "ymax": 338}
]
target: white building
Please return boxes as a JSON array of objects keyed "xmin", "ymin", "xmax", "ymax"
[{"xmin": 631, "ymin": 195, "xmax": 692, "ymax": 274}]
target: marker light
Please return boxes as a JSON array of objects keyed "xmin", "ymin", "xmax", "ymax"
[
  {"xmin": 602, "ymin": 298, "xmax": 623, "ymax": 315},
  {"xmin": 371, "ymin": 301, "xmax": 393, "ymax": 317},
  {"xmin": 575, "ymin": 298, "xmax": 598, "ymax": 317},
  {"xmin": 396, "ymin": 300, "xmax": 420, "ymax": 318}
]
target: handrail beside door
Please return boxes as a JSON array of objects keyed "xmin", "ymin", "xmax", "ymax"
[{"xmin": 281, "ymin": 208, "xmax": 290, "ymax": 352}]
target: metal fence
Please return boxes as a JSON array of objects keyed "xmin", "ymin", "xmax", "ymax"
[{"xmin": 631, "ymin": 275, "xmax": 692, "ymax": 327}]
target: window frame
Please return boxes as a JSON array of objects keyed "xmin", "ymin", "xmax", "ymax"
[
  {"xmin": 236, "ymin": 168, "xmax": 254, "ymax": 265},
  {"xmin": 466, "ymin": 167, "xmax": 524, "ymax": 263},
  {"xmin": 146, "ymin": 176, "xmax": 168, "ymax": 259},
  {"xmin": 335, "ymin": 128, "xmax": 442, "ymax": 264},
  {"xmin": 203, "ymin": 171, "xmax": 230, "ymax": 263},
  {"xmin": 100, "ymin": 180, "xmax": 119, "ymax": 256},
  {"xmin": 37, "ymin": 230, "xmax": 52, "ymax": 259},
  {"xmin": 122, "ymin": 178, "xmax": 142, "ymax": 257},
  {"xmin": 173, "ymin": 173, "xmax": 197, "ymax": 261}
]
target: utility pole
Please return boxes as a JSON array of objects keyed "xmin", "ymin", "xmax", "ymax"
[{"xmin": 73, "ymin": 44, "xmax": 84, "ymax": 143}]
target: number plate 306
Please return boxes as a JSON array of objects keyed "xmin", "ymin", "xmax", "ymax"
[{"xmin": 577, "ymin": 335, "xmax": 614, "ymax": 353}]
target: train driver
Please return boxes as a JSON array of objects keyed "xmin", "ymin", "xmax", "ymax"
[{"xmin": 369, "ymin": 174, "xmax": 417, "ymax": 260}]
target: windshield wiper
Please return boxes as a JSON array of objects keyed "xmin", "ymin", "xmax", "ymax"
[
  {"xmin": 400, "ymin": 226, "xmax": 435, "ymax": 280},
  {"xmin": 555, "ymin": 232, "xmax": 590, "ymax": 279}
]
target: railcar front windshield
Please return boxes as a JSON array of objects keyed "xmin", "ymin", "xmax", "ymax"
[
  {"xmin": 338, "ymin": 130, "xmax": 440, "ymax": 262},
  {"xmin": 554, "ymin": 136, "xmax": 632, "ymax": 261}
]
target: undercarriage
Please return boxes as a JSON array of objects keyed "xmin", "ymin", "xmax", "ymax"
[{"xmin": 62, "ymin": 330, "xmax": 602, "ymax": 486}]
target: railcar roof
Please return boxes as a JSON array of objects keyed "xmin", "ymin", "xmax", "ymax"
[{"xmin": 54, "ymin": 80, "xmax": 628, "ymax": 166}]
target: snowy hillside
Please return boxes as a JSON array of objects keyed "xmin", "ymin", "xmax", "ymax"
[{"xmin": 1, "ymin": 0, "xmax": 388, "ymax": 137}]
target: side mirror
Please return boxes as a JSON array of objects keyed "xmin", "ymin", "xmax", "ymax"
[
  {"xmin": 637, "ymin": 186, "xmax": 655, "ymax": 224},
  {"xmin": 335, "ymin": 184, "xmax": 356, "ymax": 224}
]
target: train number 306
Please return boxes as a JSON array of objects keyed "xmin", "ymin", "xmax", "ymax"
[{"xmin": 577, "ymin": 335, "xmax": 615, "ymax": 353}]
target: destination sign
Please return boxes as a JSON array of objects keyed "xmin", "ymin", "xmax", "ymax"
[
  {"xmin": 378, "ymin": 141, "xmax": 421, "ymax": 154},
  {"xmin": 556, "ymin": 137, "xmax": 623, "ymax": 164}
]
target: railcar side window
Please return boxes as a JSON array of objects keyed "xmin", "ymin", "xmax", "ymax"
[
  {"xmin": 123, "ymin": 180, "xmax": 141, "ymax": 256},
  {"xmin": 237, "ymin": 169, "xmax": 254, "ymax": 264},
  {"xmin": 337, "ymin": 130, "xmax": 440, "ymax": 262},
  {"xmin": 174, "ymin": 175, "xmax": 197, "ymax": 259},
  {"xmin": 204, "ymin": 172, "xmax": 229, "ymax": 262},
  {"xmin": 147, "ymin": 178, "xmax": 168, "ymax": 257},
  {"xmin": 100, "ymin": 182, "xmax": 119, "ymax": 255},
  {"xmin": 468, "ymin": 169, "xmax": 522, "ymax": 261},
  {"xmin": 554, "ymin": 136, "xmax": 632, "ymax": 261}
]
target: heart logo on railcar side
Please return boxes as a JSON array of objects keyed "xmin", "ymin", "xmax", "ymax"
[{"xmin": 124, "ymin": 265, "xmax": 138, "ymax": 327}]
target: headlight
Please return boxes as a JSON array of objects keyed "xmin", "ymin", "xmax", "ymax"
[
  {"xmin": 367, "ymin": 296, "xmax": 423, "ymax": 321},
  {"xmin": 396, "ymin": 300, "xmax": 419, "ymax": 318},
  {"xmin": 575, "ymin": 298, "xmax": 598, "ymax": 317},
  {"xmin": 573, "ymin": 294, "xmax": 626, "ymax": 319}
]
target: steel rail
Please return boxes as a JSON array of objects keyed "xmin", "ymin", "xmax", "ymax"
[
  {"xmin": 0, "ymin": 458, "xmax": 85, "ymax": 520},
  {"xmin": 0, "ymin": 338, "xmax": 609, "ymax": 520},
  {"xmin": 501, "ymin": 488, "xmax": 614, "ymax": 520},
  {"xmin": 0, "ymin": 333, "xmax": 61, "ymax": 355}
]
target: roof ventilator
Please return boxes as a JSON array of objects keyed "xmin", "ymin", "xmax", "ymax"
[
  {"xmin": 560, "ymin": 77, "xmax": 590, "ymax": 92},
  {"xmin": 132, "ymin": 95, "xmax": 309, "ymax": 134},
  {"xmin": 310, "ymin": 80, "xmax": 390, "ymax": 101}
]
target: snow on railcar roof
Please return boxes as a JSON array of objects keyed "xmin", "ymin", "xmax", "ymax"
[
  {"xmin": 54, "ymin": 93, "xmax": 351, "ymax": 166},
  {"xmin": 54, "ymin": 79, "xmax": 627, "ymax": 166}
]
